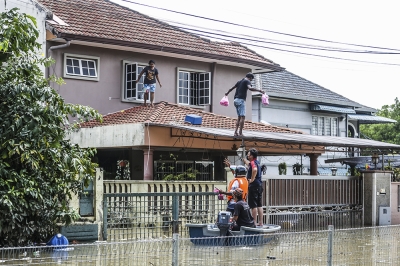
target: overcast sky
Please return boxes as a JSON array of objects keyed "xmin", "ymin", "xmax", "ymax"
[{"xmin": 111, "ymin": 0, "xmax": 400, "ymax": 110}]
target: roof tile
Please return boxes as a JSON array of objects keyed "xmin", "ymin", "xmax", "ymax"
[{"xmin": 81, "ymin": 101, "xmax": 302, "ymax": 134}]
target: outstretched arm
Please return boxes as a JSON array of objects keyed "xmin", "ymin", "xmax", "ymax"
[
  {"xmin": 225, "ymin": 85, "xmax": 237, "ymax": 96},
  {"xmin": 248, "ymin": 85, "xmax": 265, "ymax": 94},
  {"xmin": 135, "ymin": 69, "xmax": 145, "ymax": 83},
  {"xmin": 156, "ymin": 74, "xmax": 162, "ymax": 88}
]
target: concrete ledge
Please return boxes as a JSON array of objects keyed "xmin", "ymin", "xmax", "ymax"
[{"xmin": 60, "ymin": 223, "xmax": 99, "ymax": 241}]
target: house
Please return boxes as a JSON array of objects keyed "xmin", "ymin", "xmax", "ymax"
[
  {"xmin": 6, "ymin": 0, "xmax": 282, "ymax": 120},
  {"xmin": 252, "ymin": 70, "xmax": 397, "ymax": 175}
]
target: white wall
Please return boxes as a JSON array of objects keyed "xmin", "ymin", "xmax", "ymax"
[{"xmin": 1, "ymin": 0, "xmax": 48, "ymax": 73}]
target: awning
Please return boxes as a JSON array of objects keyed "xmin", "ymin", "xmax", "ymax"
[
  {"xmin": 164, "ymin": 124, "xmax": 400, "ymax": 150},
  {"xmin": 347, "ymin": 114, "xmax": 397, "ymax": 124},
  {"xmin": 310, "ymin": 104, "xmax": 356, "ymax": 114}
]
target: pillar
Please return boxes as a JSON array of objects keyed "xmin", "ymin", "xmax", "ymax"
[
  {"xmin": 143, "ymin": 149, "xmax": 154, "ymax": 180},
  {"xmin": 94, "ymin": 168, "xmax": 104, "ymax": 240},
  {"xmin": 362, "ymin": 171, "xmax": 391, "ymax": 226},
  {"xmin": 307, "ymin": 153, "xmax": 319, "ymax": 176}
]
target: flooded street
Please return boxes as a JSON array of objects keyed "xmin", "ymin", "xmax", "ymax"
[{"xmin": 1, "ymin": 226, "xmax": 400, "ymax": 265}]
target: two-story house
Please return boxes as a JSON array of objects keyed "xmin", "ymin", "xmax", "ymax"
[{"xmin": 253, "ymin": 70, "xmax": 397, "ymax": 175}]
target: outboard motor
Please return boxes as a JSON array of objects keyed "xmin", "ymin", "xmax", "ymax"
[{"xmin": 217, "ymin": 211, "xmax": 233, "ymax": 237}]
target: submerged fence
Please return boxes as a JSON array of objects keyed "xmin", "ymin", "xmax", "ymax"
[{"xmin": 1, "ymin": 225, "xmax": 400, "ymax": 265}]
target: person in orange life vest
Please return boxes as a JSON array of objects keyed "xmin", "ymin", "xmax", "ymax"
[{"xmin": 218, "ymin": 165, "xmax": 249, "ymax": 215}]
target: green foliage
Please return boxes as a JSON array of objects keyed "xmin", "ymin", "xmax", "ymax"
[
  {"xmin": 360, "ymin": 97, "xmax": 400, "ymax": 145},
  {"xmin": 0, "ymin": 9, "xmax": 102, "ymax": 246},
  {"xmin": 158, "ymin": 154, "xmax": 198, "ymax": 181},
  {"xmin": 278, "ymin": 162, "xmax": 287, "ymax": 175},
  {"xmin": 0, "ymin": 8, "xmax": 40, "ymax": 61}
]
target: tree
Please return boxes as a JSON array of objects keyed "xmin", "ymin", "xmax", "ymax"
[
  {"xmin": 0, "ymin": 8, "xmax": 102, "ymax": 246},
  {"xmin": 360, "ymin": 98, "xmax": 400, "ymax": 145}
]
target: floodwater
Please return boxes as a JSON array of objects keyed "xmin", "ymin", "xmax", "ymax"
[{"xmin": 1, "ymin": 226, "xmax": 400, "ymax": 265}]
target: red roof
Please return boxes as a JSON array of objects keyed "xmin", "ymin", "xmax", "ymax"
[
  {"xmin": 81, "ymin": 101, "xmax": 302, "ymax": 134},
  {"xmin": 37, "ymin": 0, "xmax": 282, "ymax": 70}
]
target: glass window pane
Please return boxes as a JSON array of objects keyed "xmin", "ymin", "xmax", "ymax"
[
  {"xmin": 73, "ymin": 59, "xmax": 79, "ymax": 67},
  {"xmin": 82, "ymin": 61, "xmax": 88, "ymax": 67},
  {"xmin": 127, "ymin": 64, "xmax": 131, "ymax": 73},
  {"xmin": 67, "ymin": 66, "xmax": 73, "ymax": 74},
  {"xmin": 89, "ymin": 69, "xmax": 96, "ymax": 76},
  {"xmin": 66, "ymin": 59, "xmax": 72, "ymax": 66},
  {"xmin": 73, "ymin": 67, "xmax": 80, "ymax": 74},
  {"xmin": 88, "ymin": 61, "xmax": 95, "ymax": 68},
  {"xmin": 82, "ymin": 68, "xmax": 89, "ymax": 75}
]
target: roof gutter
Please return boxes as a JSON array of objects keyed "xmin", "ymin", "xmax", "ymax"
[{"xmin": 56, "ymin": 33, "xmax": 284, "ymax": 72}]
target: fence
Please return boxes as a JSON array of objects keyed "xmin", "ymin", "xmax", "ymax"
[
  {"xmin": 103, "ymin": 192, "xmax": 226, "ymax": 241},
  {"xmin": 2, "ymin": 225, "xmax": 400, "ymax": 265}
]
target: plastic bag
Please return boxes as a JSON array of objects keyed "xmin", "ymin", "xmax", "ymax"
[
  {"xmin": 262, "ymin": 94, "xmax": 269, "ymax": 105},
  {"xmin": 220, "ymin": 95, "xmax": 229, "ymax": 106}
]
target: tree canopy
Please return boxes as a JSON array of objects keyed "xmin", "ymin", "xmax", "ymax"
[
  {"xmin": 360, "ymin": 97, "xmax": 400, "ymax": 145},
  {"xmin": 0, "ymin": 8, "xmax": 102, "ymax": 246}
]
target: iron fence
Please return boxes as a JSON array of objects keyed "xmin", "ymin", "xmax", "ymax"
[{"xmin": 1, "ymin": 225, "xmax": 400, "ymax": 265}]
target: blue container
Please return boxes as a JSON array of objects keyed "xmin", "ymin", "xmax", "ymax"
[{"xmin": 184, "ymin": 114, "xmax": 202, "ymax": 125}]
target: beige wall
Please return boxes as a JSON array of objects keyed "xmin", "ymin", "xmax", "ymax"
[
  {"xmin": 47, "ymin": 43, "xmax": 250, "ymax": 119},
  {"xmin": 392, "ymin": 182, "xmax": 400, "ymax": 225}
]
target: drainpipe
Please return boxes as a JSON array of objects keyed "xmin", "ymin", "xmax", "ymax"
[
  {"xmin": 48, "ymin": 39, "xmax": 71, "ymax": 57},
  {"xmin": 210, "ymin": 62, "xmax": 216, "ymax": 113},
  {"xmin": 47, "ymin": 39, "xmax": 70, "ymax": 82}
]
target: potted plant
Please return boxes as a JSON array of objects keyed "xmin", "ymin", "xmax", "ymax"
[
  {"xmin": 292, "ymin": 163, "xmax": 303, "ymax": 175},
  {"xmin": 278, "ymin": 162, "xmax": 287, "ymax": 175}
]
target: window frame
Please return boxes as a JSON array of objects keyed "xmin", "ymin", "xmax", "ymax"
[
  {"xmin": 312, "ymin": 116, "xmax": 338, "ymax": 136},
  {"xmin": 177, "ymin": 67, "xmax": 211, "ymax": 107},
  {"xmin": 63, "ymin": 53, "xmax": 100, "ymax": 81},
  {"xmin": 121, "ymin": 60, "xmax": 147, "ymax": 102}
]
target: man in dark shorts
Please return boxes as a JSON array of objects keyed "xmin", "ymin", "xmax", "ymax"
[
  {"xmin": 225, "ymin": 73, "xmax": 265, "ymax": 136},
  {"xmin": 231, "ymin": 188, "xmax": 255, "ymax": 231},
  {"xmin": 243, "ymin": 148, "xmax": 264, "ymax": 227},
  {"xmin": 135, "ymin": 60, "xmax": 162, "ymax": 107}
]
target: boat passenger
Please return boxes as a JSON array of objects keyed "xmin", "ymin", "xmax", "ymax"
[
  {"xmin": 218, "ymin": 165, "xmax": 249, "ymax": 215},
  {"xmin": 231, "ymin": 188, "xmax": 255, "ymax": 231}
]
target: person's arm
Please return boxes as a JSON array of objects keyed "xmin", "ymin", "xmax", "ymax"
[
  {"xmin": 225, "ymin": 84, "xmax": 237, "ymax": 96},
  {"xmin": 135, "ymin": 69, "xmax": 145, "ymax": 83},
  {"xmin": 156, "ymin": 74, "xmax": 162, "ymax": 87},
  {"xmin": 249, "ymin": 161, "xmax": 258, "ymax": 184},
  {"xmin": 232, "ymin": 215, "xmax": 239, "ymax": 222},
  {"xmin": 248, "ymin": 86, "xmax": 265, "ymax": 94}
]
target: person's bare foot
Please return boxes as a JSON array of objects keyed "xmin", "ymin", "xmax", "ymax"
[
  {"xmin": 150, "ymin": 103, "xmax": 154, "ymax": 108},
  {"xmin": 143, "ymin": 103, "xmax": 148, "ymax": 107},
  {"xmin": 234, "ymin": 132, "xmax": 238, "ymax": 136}
]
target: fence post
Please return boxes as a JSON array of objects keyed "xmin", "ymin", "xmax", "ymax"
[
  {"xmin": 172, "ymin": 233, "xmax": 179, "ymax": 266},
  {"xmin": 172, "ymin": 194, "xmax": 179, "ymax": 265},
  {"xmin": 327, "ymin": 225, "xmax": 334, "ymax": 266},
  {"xmin": 103, "ymin": 196, "xmax": 108, "ymax": 240}
]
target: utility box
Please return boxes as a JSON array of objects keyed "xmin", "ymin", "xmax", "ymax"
[
  {"xmin": 379, "ymin": 206, "xmax": 391, "ymax": 225},
  {"xmin": 79, "ymin": 181, "xmax": 94, "ymax": 216},
  {"xmin": 184, "ymin": 114, "xmax": 202, "ymax": 125}
]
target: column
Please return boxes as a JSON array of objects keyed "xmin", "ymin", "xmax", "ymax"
[
  {"xmin": 307, "ymin": 153, "xmax": 319, "ymax": 176},
  {"xmin": 143, "ymin": 149, "xmax": 154, "ymax": 180}
]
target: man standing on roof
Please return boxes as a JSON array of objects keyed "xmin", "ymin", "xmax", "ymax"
[
  {"xmin": 225, "ymin": 73, "xmax": 265, "ymax": 136},
  {"xmin": 136, "ymin": 60, "xmax": 162, "ymax": 107}
]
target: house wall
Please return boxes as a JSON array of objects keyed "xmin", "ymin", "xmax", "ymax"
[
  {"xmin": 391, "ymin": 182, "xmax": 400, "ymax": 225},
  {"xmin": 47, "ymin": 43, "xmax": 250, "ymax": 118},
  {"xmin": 1, "ymin": 0, "xmax": 47, "ymax": 73}
]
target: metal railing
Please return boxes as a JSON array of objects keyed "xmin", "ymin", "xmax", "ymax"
[
  {"xmin": 2, "ymin": 225, "xmax": 400, "ymax": 265},
  {"xmin": 103, "ymin": 192, "xmax": 226, "ymax": 241}
]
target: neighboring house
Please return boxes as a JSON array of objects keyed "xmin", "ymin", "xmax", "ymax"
[
  {"xmin": 13, "ymin": 0, "xmax": 283, "ymax": 120},
  {"xmin": 253, "ymin": 70, "xmax": 396, "ymax": 175}
]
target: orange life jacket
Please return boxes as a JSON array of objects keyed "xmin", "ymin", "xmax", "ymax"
[{"xmin": 226, "ymin": 176, "xmax": 248, "ymax": 202}]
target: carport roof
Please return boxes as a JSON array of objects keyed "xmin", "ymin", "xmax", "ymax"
[{"xmin": 162, "ymin": 124, "xmax": 400, "ymax": 150}]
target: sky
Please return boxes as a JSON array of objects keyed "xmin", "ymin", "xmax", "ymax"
[{"xmin": 111, "ymin": 0, "xmax": 400, "ymax": 110}]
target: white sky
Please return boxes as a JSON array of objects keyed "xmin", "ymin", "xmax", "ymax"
[{"xmin": 111, "ymin": 0, "xmax": 400, "ymax": 110}]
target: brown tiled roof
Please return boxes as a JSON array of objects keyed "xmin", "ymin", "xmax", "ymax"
[
  {"xmin": 37, "ymin": 0, "xmax": 282, "ymax": 70},
  {"xmin": 81, "ymin": 101, "xmax": 302, "ymax": 134}
]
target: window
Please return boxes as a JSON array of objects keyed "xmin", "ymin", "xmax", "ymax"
[
  {"xmin": 312, "ymin": 116, "xmax": 338, "ymax": 136},
  {"xmin": 63, "ymin": 53, "xmax": 99, "ymax": 81},
  {"xmin": 154, "ymin": 160, "xmax": 214, "ymax": 181},
  {"xmin": 122, "ymin": 61, "xmax": 146, "ymax": 101},
  {"xmin": 178, "ymin": 69, "xmax": 211, "ymax": 106}
]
